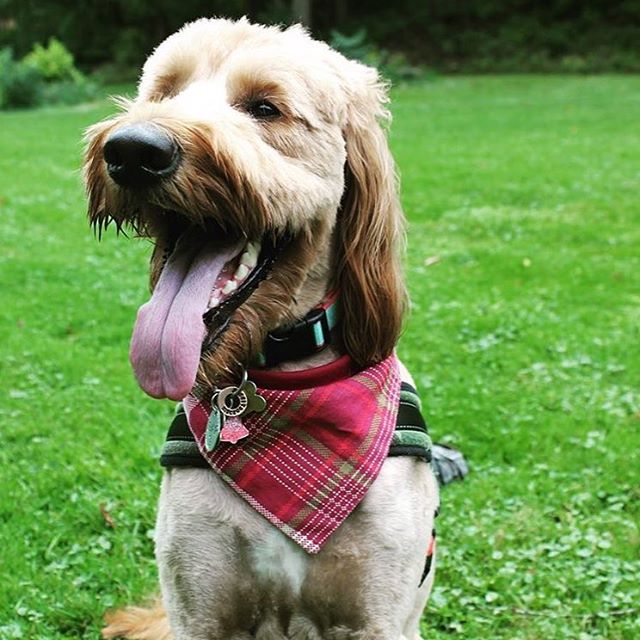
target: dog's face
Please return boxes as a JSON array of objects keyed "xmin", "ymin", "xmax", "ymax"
[{"xmin": 84, "ymin": 18, "xmax": 405, "ymax": 400}]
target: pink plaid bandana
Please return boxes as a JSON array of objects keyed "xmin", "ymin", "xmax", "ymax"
[{"xmin": 183, "ymin": 354, "xmax": 401, "ymax": 553}]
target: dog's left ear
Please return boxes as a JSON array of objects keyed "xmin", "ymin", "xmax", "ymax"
[{"xmin": 333, "ymin": 65, "xmax": 407, "ymax": 367}]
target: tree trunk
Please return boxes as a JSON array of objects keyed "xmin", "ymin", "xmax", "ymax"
[
  {"xmin": 292, "ymin": 0, "xmax": 312, "ymax": 27},
  {"xmin": 245, "ymin": 0, "xmax": 259, "ymax": 21},
  {"xmin": 335, "ymin": 0, "xmax": 348, "ymax": 27}
]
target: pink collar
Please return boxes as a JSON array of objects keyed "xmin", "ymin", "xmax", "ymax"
[{"xmin": 248, "ymin": 354, "xmax": 356, "ymax": 390}]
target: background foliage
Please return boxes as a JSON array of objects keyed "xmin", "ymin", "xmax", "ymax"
[
  {"xmin": 0, "ymin": 38, "xmax": 96, "ymax": 109},
  {"xmin": 1, "ymin": 0, "xmax": 639, "ymax": 73}
]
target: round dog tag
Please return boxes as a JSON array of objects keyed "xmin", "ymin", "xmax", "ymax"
[{"xmin": 216, "ymin": 387, "xmax": 248, "ymax": 417}]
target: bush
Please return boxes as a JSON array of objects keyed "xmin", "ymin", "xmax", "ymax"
[
  {"xmin": 90, "ymin": 63, "xmax": 140, "ymax": 85},
  {"xmin": 0, "ymin": 42, "xmax": 100, "ymax": 110},
  {"xmin": 42, "ymin": 78, "xmax": 98, "ymax": 105},
  {"xmin": 329, "ymin": 29, "xmax": 425, "ymax": 83},
  {"xmin": 0, "ymin": 39, "xmax": 101, "ymax": 110},
  {"xmin": 0, "ymin": 49, "xmax": 44, "ymax": 109},
  {"xmin": 23, "ymin": 38, "xmax": 80, "ymax": 82},
  {"xmin": 112, "ymin": 28, "xmax": 150, "ymax": 68}
]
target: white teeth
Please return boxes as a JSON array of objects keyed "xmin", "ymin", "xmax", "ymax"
[
  {"xmin": 222, "ymin": 280, "xmax": 238, "ymax": 295},
  {"xmin": 208, "ymin": 241, "xmax": 260, "ymax": 309},
  {"xmin": 235, "ymin": 264, "xmax": 250, "ymax": 282},
  {"xmin": 241, "ymin": 242, "xmax": 259, "ymax": 268}
]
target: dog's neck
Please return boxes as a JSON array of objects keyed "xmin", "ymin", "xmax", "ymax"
[
  {"xmin": 267, "ymin": 345, "xmax": 343, "ymax": 373},
  {"xmin": 259, "ymin": 237, "xmax": 341, "ymax": 372},
  {"xmin": 286, "ymin": 236, "xmax": 333, "ymax": 321},
  {"xmin": 258, "ymin": 291, "xmax": 342, "ymax": 372}
]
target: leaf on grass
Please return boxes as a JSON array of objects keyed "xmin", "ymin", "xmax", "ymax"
[{"xmin": 99, "ymin": 502, "xmax": 116, "ymax": 528}]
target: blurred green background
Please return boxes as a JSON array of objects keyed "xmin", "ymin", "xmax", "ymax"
[
  {"xmin": 2, "ymin": 1, "xmax": 640, "ymax": 109},
  {"xmin": 2, "ymin": 0, "xmax": 640, "ymax": 79}
]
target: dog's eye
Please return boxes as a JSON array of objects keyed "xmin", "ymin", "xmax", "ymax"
[{"xmin": 246, "ymin": 100, "xmax": 281, "ymax": 119}]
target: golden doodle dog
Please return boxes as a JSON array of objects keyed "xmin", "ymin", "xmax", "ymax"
[{"xmin": 84, "ymin": 17, "xmax": 439, "ymax": 640}]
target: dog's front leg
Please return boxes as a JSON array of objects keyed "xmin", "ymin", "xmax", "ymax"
[
  {"xmin": 156, "ymin": 468, "xmax": 279, "ymax": 640},
  {"xmin": 293, "ymin": 459, "xmax": 438, "ymax": 640}
]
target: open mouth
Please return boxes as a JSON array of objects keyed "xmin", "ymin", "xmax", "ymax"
[{"xmin": 129, "ymin": 214, "xmax": 286, "ymax": 400}]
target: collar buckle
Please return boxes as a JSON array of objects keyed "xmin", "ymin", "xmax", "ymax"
[{"xmin": 260, "ymin": 297, "xmax": 339, "ymax": 367}]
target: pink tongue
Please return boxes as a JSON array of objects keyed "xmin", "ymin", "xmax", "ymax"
[{"xmin": 130, "ymin": 232, "xmax": 241, "ymax": 400}]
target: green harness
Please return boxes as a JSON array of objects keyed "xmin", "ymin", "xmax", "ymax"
[{"xmin": 160, "ymin": 382, "xmax": 432, "ymax": 468}]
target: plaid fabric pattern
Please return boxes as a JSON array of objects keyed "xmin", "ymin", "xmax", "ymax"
[{"xmin": 184, "ymin": 354, "xmax": 401, "ymax": 553}]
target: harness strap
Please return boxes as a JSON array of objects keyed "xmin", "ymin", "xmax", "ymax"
[
  {"xmin": 419, "ymin": 529, "xmax": 437, "ymax": 587},
  {"xmin": 160, "ymin": 381, "xmax": 432, "ymax": 468},
  {"xmin": 389, "ymin": 385, "xmax": 432, "ymax": 461}
]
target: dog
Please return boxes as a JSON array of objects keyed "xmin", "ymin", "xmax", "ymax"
[{"xmin": 84, "ymin": 17, "xmax": 439, "ymax": 640}]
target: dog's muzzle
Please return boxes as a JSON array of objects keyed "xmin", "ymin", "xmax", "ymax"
[{"xmin": 103, "ymin": 123, "xmax": 179, "ymax": 189}]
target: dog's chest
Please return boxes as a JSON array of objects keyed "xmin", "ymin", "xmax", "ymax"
[
  {"xmin": 157, "ymin": 458, "xmax": 437, "ymax": 639},
  {"xmin": 249, "ymin": 527, "xmax": 309, "ymax": 594},
  {"xmin": 156, "ymin": 468, "xmax": 368, "ymax": 636}
]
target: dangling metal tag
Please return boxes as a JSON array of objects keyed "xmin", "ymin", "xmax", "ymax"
[
  {"xmin": 205, "ymin": 405, "xmax": 223, "ymax": 452},
  {"xmin": 208, "ymin": 370, "xmax": 266, "ymax": 446},
  {"xmin": 219, "ymin": 417, "xmax": 249, "ymax": 444}
]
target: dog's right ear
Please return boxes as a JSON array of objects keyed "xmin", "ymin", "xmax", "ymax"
[{"xmin": 333, "ymin": 65, "xmax": 407, "ymax": 367}]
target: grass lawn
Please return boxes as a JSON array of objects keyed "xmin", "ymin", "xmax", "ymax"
[{"xmin": 0, "ymin": 76, "xmax": 638, "ymax": 639}]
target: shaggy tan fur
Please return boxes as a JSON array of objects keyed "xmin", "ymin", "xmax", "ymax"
[
  {"xmin": 85, "ymin": 17, "xmax": 437, "ymax": 640},
  {"xmin": 84, "ymin": 17, "xmax": 406, "ymax": 384},
  {"xmin": 103, "ymin": 604, "xmax": 171, "ymax": 640}
]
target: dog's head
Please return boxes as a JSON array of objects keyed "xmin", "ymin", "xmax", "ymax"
[{"xmin": 84, "ymin": 18, "xmax": 406, "ymax": 400}]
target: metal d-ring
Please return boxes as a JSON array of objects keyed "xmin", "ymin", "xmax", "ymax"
[{"xmin": 229, "ymin": 369, "xmax": 248, "ymax": 401}]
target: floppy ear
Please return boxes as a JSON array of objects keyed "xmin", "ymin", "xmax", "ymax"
[{"xmin": 333, "ymin": 68, "xmax": 407, "ymax": 367}]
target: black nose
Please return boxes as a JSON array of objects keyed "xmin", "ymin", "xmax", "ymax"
[{"xmin": 103, "ymin": 123, "xmax": 179, "ymax": 188}]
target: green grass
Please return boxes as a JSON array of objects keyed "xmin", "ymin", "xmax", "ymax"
[{"xmin": 0, "ymin": 76, "xmax": 638, "ymax": 639}]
